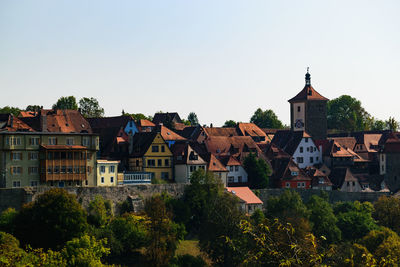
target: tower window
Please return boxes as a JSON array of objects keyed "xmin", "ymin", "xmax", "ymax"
[
  {"xmin": 297, "ymin": 106, "xmax": 300, "ymax": 112},
  {"xmin": 308, "ymin": 89, "xmax": 312, "ymax": 96}
]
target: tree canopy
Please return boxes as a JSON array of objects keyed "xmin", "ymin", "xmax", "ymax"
[
  {"xmin": 243, "ymin": 153, "xmax": 271, "ymax": 189},
  {"xmin": 187, "ymin": 112, "xmax": 199, "ymax": 126},
  {"xmin": 52, "ymin": 96, "xmax": 78, "ymax": 110},
  {"xmin": 79, "ymin": 97, "xmax": 105, "ymax": 118},
  {"xmin": 250, "ymin": 108, "xmax": 284, "ymax": 129},
  {"xmin": 0, "ymin": 106, "xmax": 21, "ymax": 116},
  {"xmin": 223, "ymin": 120, "xmax": 237, "ymax": 127}
]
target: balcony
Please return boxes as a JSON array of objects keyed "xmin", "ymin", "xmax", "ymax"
[{"xmin": 123, "ymin": 172, "xmax": 152, "ymax": 185}]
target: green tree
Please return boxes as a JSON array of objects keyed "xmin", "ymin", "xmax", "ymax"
[
  {"xmin": 199, "ymin": 192, "xmax": 246, "ymax": 266},
  {"xmin": 373, "ymin": 196, "xmax": 400, "ymax": 234},
  {"xmin": 87, "ymin": 195, "xmax": 113, "ymax": 228},
  {"xmin": 307, "ymin": 195, "xmax": 341, "ymax": 243},
  {"xmin": 243, "ymin": 153, "xmax": 271, "ymax": 189},
  {"xmin": 386, "ymin": 116, "xmax": 399, "ymax": 131},
  {"xmin": 14, "ymin": 188, "xmax": 88, "ymax": 249},
  {"xmin": 61, "ymin": 234, "xmax": 110, "ymax": 267},
  {"xmin": 334, "ymin": 201, "xmax": 377, "ymax": 241},
  {"xmin": 52, "ymin": 96, "xmax": 78, "ymax": 110},
  {"xmin": 0, "ymin": 208, "xmax": 17, "ymax": 234},
  {"xmin": 78, "ymin": 97, "xmax": 105, "ymax": 118},
  {"xmin": 187, "ymin": 112, "xmax": 199, "ymax": 126},
  {"xmin": 25, "ymin": 105, "xmax": 42, "ymax": 112},
  {"xmin": 250, "ymin": 108, "xmax": 284, "ymax": 129},
  {"xmin": 0, "ymin": 231, "xmax": 27, "ymax": 266},
  {"xmin": 0, "ymin": 106, "xmax": 21, "ymax": 116},
  {"xmin": 183, "ymin": 169, "xmax": 224, "ymax": 233},
  {"xmin": 327, "ymin": 95, "xmax": 370, "ymax": 132},
  {"xmin": 145, "ymin": 195, "xmax": 183, "ymax": 267},
  {"xmin": 223, "ymin": 120, "xmax": 237, "ymax": 127}
]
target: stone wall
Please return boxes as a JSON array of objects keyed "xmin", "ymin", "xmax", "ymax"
[{"xmin": 0, "ymin": 185, "xmax": 391, "ymax": 213}]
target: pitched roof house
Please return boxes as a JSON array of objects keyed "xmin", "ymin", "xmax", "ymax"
[{"xmin": 226, "ymin": 187, "xmax": 263, "ymax": 214}]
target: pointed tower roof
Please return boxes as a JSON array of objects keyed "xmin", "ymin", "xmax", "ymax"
[{"xmin": 288, "ymin": 69, "xmax": 329, "ymax": 102}]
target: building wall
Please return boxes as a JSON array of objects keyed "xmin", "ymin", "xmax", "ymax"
[
  {"xmin": 292, "ymin": 138, "xmax": 322, "ymax": 168},
  {"xmin": 226, "ymin": 165, "xmax": 248, "ymax": 183},
  {"xmin": 384, "ymin": 152, "xmax": 400, "ymax": 192},
  {"xmin": 143, "ymin": 133, "xmax": 173, "ymax": 181},
  {"xmin": 281, "ymin": 180, "xmax": 311, "ymax": 189},
  {"xmin": 305, "ymin": 100, "xmax": 327, "ymax": 140},
  {"xmin": 96, "ymin": 161, "xmax": 119, "ymax": 186},
  {"xmin": 290, "ymin": 102, "xmax": 305, "ymax": 131},
  {"xmin": 0, "ymin": 133, "xmax": 99, "ymax": 188},
  {"xmin": 340, "ymin": 180, "xmax": 362, "ymax": 192}
]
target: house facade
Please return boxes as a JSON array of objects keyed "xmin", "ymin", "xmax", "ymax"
[
  {"xmin": 96, "ymin": 159, "xmax": 119, "ymax": 186},
  {"xmin": 172, "ymin": 142, "xmax": 207, "ymax": 183}
]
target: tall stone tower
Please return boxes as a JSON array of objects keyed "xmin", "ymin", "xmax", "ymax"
[{"xmin": 288, "ymin": 69, "xmax": 329, "ymax": 140}]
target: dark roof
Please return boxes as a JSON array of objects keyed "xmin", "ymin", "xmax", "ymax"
[
  {"xmin": 384, "ymin": 133, "xmax": 400, "ymax": 153},
  {"xmin": 0, "ymin": 114, "xmax": 35, "ymax": 132},
  {"xmin": 87, "ymin": 116, "xmax": 132, "ymax": 132},
  {"xmin": 129, "ymin": 132, "xmax": 158, "ymax": 157},
  {"xmin": 171, "ymin": 141, "xmax": 207, "ymax": 165},
  {"xmin": 272, "ymin": 157, "xmax": 312, "ymax": 183},
  {"xmin": 329, "ymin": 167, "xmax": 357, "ymax": 189},
  {"xmin": 271, "ymin": 130, "xmax": 311, "ymax": 155},
  {"xmin": 152, "ymin": 112, "xmax": 182, "ymax": 125},
  {"xmin": 175, "ymin": 125, "xmax": 201, "ymax": 140}
]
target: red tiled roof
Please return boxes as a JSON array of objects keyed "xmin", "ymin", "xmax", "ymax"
[
  {"xmin": 237, "ymin": 123, "xmax": 267, "ymax": 138},
  {"xmin": 288, "ymin": 85, "xmax": 329, "ymax": 102},
  {"xmin": 204, "ymin": 127, "xmax": 238, "ymax": 137},
  {"xmin": 207, "ymin": 154, "xmax": 228, "ymax": 172},
  {"xmin": 138, "ymin": 119, "xmax": 155, "ymax": 127},
  {"xmin": 226, "ymin": 187, "xmax": 263, "ymax": 204},
  {"xmin": 160, "ymin": 125, "xmax": 186, "ymax": 141},
  {"xmin": 18, "ymin": 111, "xmax": 36, "ymax": 118}
]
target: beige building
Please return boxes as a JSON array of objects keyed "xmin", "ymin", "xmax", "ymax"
[{"xmin": 96, "ymin": 160, "xmax": 119, "ymax": 186}]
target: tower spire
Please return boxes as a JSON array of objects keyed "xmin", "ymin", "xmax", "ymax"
[{"xmin": 305, "ymin": 67, "xmax": 311, "ymax": 86}]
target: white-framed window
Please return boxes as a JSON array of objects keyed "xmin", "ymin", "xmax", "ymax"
[
  {"xmin": 30, "ymin": 181, "xmax": 38, "ymax": 186},
  {"xmin": 13, "ymin": 137, "xmax": 21, "ymax": 145},
  {"xmin": 235, "ymin": 166, "xmax": 239, "ymax": 172},
  {"xmin": 110, "ymin": 176, "xmax": 114, "ymax": 183},
  {"xmin": 296, "ymin": 157, "xmax": 304, "ymax": 163},
  {"xmin": 101, "ymin": 177, "xmax": 104, "ymax": 183},
  {"xmin": 11, "ymin": 166, "xmax": 22, "ymax": 175},
  {"xmin": 109, "ymin": 166, "xmax": 115, "ymax": 173},
  {"xmin": 228, "ymin": 176, "xmax": 234, "ymax": 183},
  {"xmin": 100, "ymin": 166, "xmax": 106, "ymax": 173},
  {"xmin": 299, "ymin": 147, "xmax": 303, "ymax": 153},
  {"xmin": 12, "ymin": 181, "xmax": 21, "ymax": 188},
  {"xmin": 310, "ymin": 157, "xmax": 314, "ymax": 163},
  {"xmin": 29, "ymin": 137, "xmax": 40, "ymax": 146},
  {"xmin": 297, "ymin": 182, "xmax": 306, "ymax": 188},
  {"xmin": 66, "ymin": 138, "xmax": 74, "ymax": 145},
  {"xmin": 286, "ymin": 182, "xmax": 291, "ymax": 188},
  {"xmin": 48, "ymin": 137, "xmax": 57, "ymax": 145}
]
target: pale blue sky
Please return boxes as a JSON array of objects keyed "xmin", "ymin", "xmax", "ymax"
[{"xmin": 1, "ymin": 0, "xmax": 399, "ymax": 126}]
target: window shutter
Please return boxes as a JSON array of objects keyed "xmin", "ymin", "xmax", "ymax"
[
  {"xmin": 20, "ymin": 153, "xmax": 23, "ymax": 160},
  {"xmin": 55, "ymin": 138, "xmax": 58, "ymax": 145},
  {"xmin": 10, "ymin": 166, "xmax": 13, "ymax": 174}
]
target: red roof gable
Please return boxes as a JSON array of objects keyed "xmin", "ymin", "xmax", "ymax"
[{"xmin": 226, "ymin": 187, "xmax": 263, "ymax": 204}]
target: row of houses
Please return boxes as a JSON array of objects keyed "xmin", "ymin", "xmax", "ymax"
[{"xmin": 1, "ymin": 71, "xmax": 400, "ymax": 199}]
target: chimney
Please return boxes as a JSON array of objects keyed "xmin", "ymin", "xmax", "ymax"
[
  {"xmin": 210, "ymin": 123, "xmax": 213, "ymax": 128},
  {"xmin": 41, "ymin": 113, "xmax": 48, "ymax": 132}
]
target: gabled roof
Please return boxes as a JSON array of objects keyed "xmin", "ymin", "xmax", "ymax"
[
  {"xmin": 0, "ymin": 114, "xmax": 35, "ymax": 132},
  {"xmin": 171, "ymin": 141, "xmax": 207, "ymax": 165},
  {"xmin": 237, "ymin": 123, "xmax": 267, "ymax": 138},
  {"xmin": 219, "ymin": 155, "xmax": 242, "ymax": 166},
  {"xmin": 329, "ymin": 167, "xmax": 358, "ymax": 189},
  {"xmin": 87, "ymin": 116, "xmax": 132, "ymax": 131},
  {"xmin": 273, "ymin": 158, "xmax": 312, "ymax": 182},
  {"xmin": 271, "ymin": 130, "xmax": 312, "ymax": 156},
  {"xmin": 137, "ymin": 119, "xmax": 155, "ymax": 127},
  {"xmin": 159, "ymin": 125, "xmax": 186, "ymax": 141},
  {"xmin": 328, "ymin": 137, "xmax": 357, "ymax": 150},
  {"xmin": 152, "ymin": 112, "xmax": 182, "ymax": 125},
  {"xmin": 206, "ymin": 154, "xmax": 228, "ymax": 172},
  {"xmin": 204, "ymin": 136, "xmax": 260, "ymax": 158},
  {"xmin": 304, "ymin": 166, "xmax": 333, "ymax": 187},
  {"xmin": 226, "ymin": 187, "xmax": 263, "ymax": 205},
  {"xmin": 129, "ymin": 132, "xmax": 158, "ymax": 157},
  {"xmin": 175, "ymin": 125, "xmax": 201, "ymax": 140},
  {"xmin": 203, "ymin": 127, "xmax": 238, "ymax": 137},
  {"xmin": 20, "ymin": 109, "xmax": 92, "ymax": 133},
  {"xmin": 288, "ymin": 85, "xmax": 329, "ymax": 102}
]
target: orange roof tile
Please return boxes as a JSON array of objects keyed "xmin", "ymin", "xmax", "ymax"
[
  {"xmin": 226, "ymin": 187, "xmax": 263, "ymax": 204},
  {"xmin": 139, "ymin": 119, "xmax": 155, "ymax": 127},
  {"xmin": 18, "ymin": 111, "xmax": 36, "ymax": 118},
  {"xmin": 207, "ymin": 154, "xmax": 228, "ymax": 172},
  {"xmin": 160, "ymin": 125, "xmax": 186, "ymax": 141}
]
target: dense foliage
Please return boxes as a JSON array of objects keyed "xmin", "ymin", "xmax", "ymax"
[
  {"xmin": 1, "ymin": 186, "xmax": 400, "ymax": 266},
  {"xmin": 250, "ymin": 108, "xmax": 284, "ymax": 129}
]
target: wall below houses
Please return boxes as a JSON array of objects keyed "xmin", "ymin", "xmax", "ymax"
[{"xmin": 0, "ymin": 186, "xmax": 391, "ymax": 214}]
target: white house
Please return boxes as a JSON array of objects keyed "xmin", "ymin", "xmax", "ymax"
[{"xmin": 221, "ymin": 156, "xmax": 248, "ymax": 185}]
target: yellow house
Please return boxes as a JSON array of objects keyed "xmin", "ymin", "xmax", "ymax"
[
  {"xmin": 96, "ymin": 159, "xmax": 120, "ymax": 186},
  {"xmin": 128, "ymin": 132, "xmax": 173, "ymax": 181}
]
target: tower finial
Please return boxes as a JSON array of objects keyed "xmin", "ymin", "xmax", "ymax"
[{"xmin": 305, "ymin": 67, "xmax": 311, "ymax": 85}]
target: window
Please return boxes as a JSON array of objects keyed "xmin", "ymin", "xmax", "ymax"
[
  {"xmin": 305, "ymin": 138, "xmax": 308, "ymax": 143},
  {"xmin": 82, "ymin": 137, "xmax": 91, "ymax": 146},
  {"xmin": 61, "ymin": 166, "xmax": 66, "ymax": 173},
  {"xmin": 310, "ymin": 157, "xmax": 314, "ymax": 163},
  {"xmin": 297, "ymin": 182, "xmax": 306, "ymax": 188},
  {"xmin": 152, "ymin": 146, "xmax": 159, "ymax": 152},
  {"xmin": 158, "ymin": 159, "xmax": 162, "ymax": 166},
  {"xmin": 54, "ymin": 166, "xmax": 60, "ymax": 174},
  {"xmin": 13, "ymin": 137, "xmax": 21, "ymax": 145},
  {"xmin": 352, "ymin": 181, "xmax": 355, "ymax": 186},
  {"xmin": 161, "ymin": 145, "xmax": 165, "ymax": 152},
  {"xmin": 296, "ymin": 157, "xmax": 304, "ymax": 163},
  {"xmin": 235, "ymin": 166, "xmax": 239, "ymax": 172},
  {"xmin": 29, "ymin": 152, "xmax": 38, "ymax": 160},
  {"xmin": 30, "ymin": 181, "xmax": 38, "ymax": 187},
  {"xmin": 48, "ymin": 137, "xmax": 57, "ymax": 145},
  {"xmin": 228, "ymin": 176, "xmax": 234, "ymax": 183},
  {"xmin": 109, "ymin": 166, "xmax": 115, "ymax": 173},
  {"xmin": 161, "ymin": 172, "xmax": 169, "ymax": 180},
  {"xmin": 316, "ymin": 157, "xmax": 319, "ymax": 161},
  {"xmin": 66, "ymin": 138, "xmax": 74, "ymax": 145},
  {"xmin": 12, "ymin": 181, "xmax": 21, "ymax": 188},
  {"xmin": 297, "ymin": 106, "xmax": 300, "ymax": 112},
  {"xmin": 85, "ymin": 180, "xmax": 88, "ymax": 186},
  {"xmin": 347, "ymin": 181, "xmax": 350, "ymax": 186},
  {"xmin": 286, "ymin": 182, "xmax": 291, "ymax": 188},
  {"xmin": 12, "ymin": 152, "xmax": 22, "ymax": 161},
  {"xmin": 110, "ymin": 177, "xmax": 114, "ymax": 183},
  {"xmin": 299, "ymin": 147, "xmax": 303, "ymax": 153},
  {"xmin": 47, "ymin": 166, "xmax": 53, "ymax": 174},
  {"xmin": 147, "ymin": 159, "xmax": 155, "ymax": 166},
  {"xmin": 29, "ymin": 137, "xmax": 40, "ymax": 146},
  {"xmin": 164, "ymin": 159, "xmax": 169, "ymax": 166},
  {"xmin": 87, "ymin": 153, "xmax": 92, "ymax": 160},
  {"xmin": 307, "ymin": 147, "xmax": 309, "ymax": 152},
  {"xmin": 136, "ymin": 160, "xmax": 140, "ymax": 166},
  {"xmin": 291, "ymin": 171, "xmax": 298, "ymax": 176},
  {"xmin": 238, "ymin": 176, "xmax": 242, "ymax": 183},
  {"xmin": 101, "ymin": 177, "xmax": 104, "ymax": 183},
  {"xmin": 190, "ymin": 166, "xmax": 196, "ymax": 172},
  {"xmin": 28, "ymin": 167, "xmax": 38, "ymax": 174},
  {"xmin": 100, "ymin": 166, "xmax": 106, "ymax": 173},
  {"xmin": 11, "ymin": 166, "xmax": 22, "ymax": 175},
  {"xmin": 229, "ymin": 166, "xmax": 233, "ymax": 171},
  {"xmin": 67, "ymin": 166, "xmax": 73, "ymax": 174}
]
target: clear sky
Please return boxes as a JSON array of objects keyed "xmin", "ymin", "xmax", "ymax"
[{"xmin": 1, "ymin": 0, "xmax": 399, "ymax": 126}]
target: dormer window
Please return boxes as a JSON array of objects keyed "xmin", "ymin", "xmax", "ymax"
[
  {"xmin": 308, "ymin": 89, "xmax": 312, "ymax": 96},
  {"xmin": 291, "ymin": 171, "xmax": 298, "ymax": 176}
]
